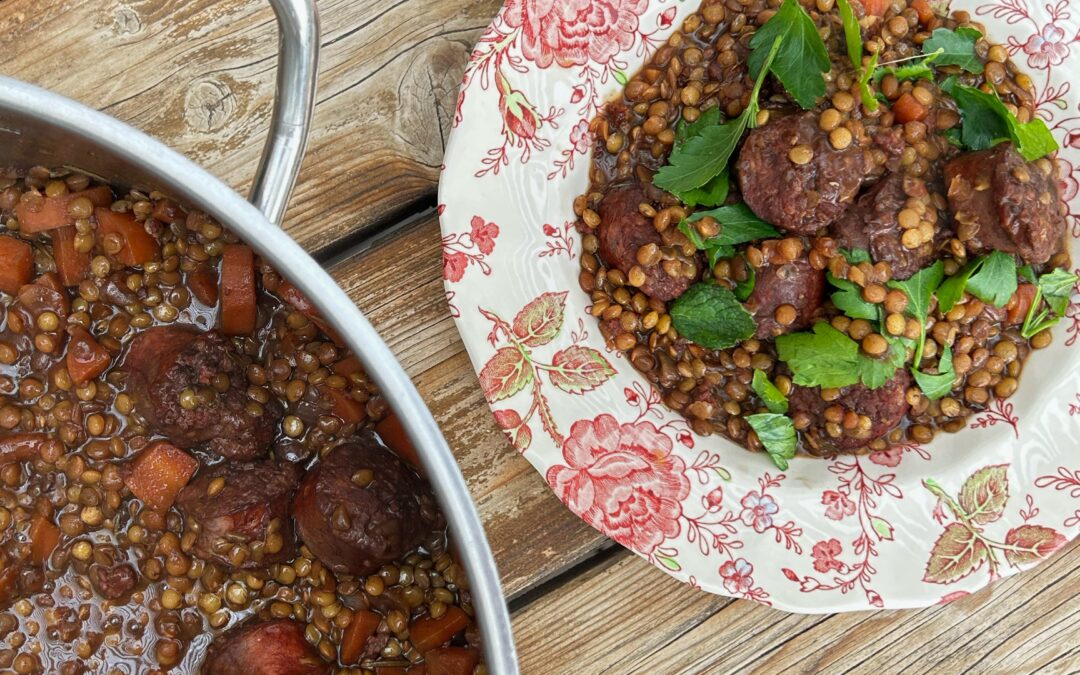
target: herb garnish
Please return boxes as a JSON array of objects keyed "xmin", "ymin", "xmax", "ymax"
[
  {"xmin": 1021, "ymin": 268, "xmax": 1080, "ymax": 339},
  {"xmin": 835, "ymin": 0, "xmax": 880, "ymax": 112},
  {"xmin": 734, "ymin": 265, "xmax": 757, "ymax": 302},
  {"xmin": 775, "ymin": 322, "xmax": 903, "ymax": 390},
  {"xmin": 887, "ymin": 260, "xmax": 945, "ymax": 366},
  {"xmin": 912, "ymin": 345, "xmax": 956, "ymax": 400},
  {"xmin": 679, "ymin": 203, "xmax": 780, "ymax": 265},
  {"xmin": 745, "ymin": 413, "xmax": 797, "ymax": 470},
  {"xmin": 922, "ymin": 27, "xmax": 984, "ymax": 74},
  {"xmin": 828, "ymin": 272, "xmax": 879, "ymax": 321},
  {"xmin": 748, "ymin": 0, "xmax": 830, "ymax": 110},
  {"xmin": 872, "ymin": 49, "xmax": 942, "ymax": 84},
  {"xmin": 751, "ymin": 369, "xmax": 789, "ymax": 414},
  {"xmin": 965, "ymin": 250, "xmax": 1018, "ymax": 307},
  {"xmin": 669, "ymin": 283, "xmax": 757, "ymax": 350},
  {"xmin": 940, "ymin": 77, "xmax": 1059, "ymax": 161}
]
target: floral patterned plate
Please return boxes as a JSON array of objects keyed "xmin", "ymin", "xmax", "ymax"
[{"xmin": 438, "ymin": 0, "xmax": 1080, "ymax": 611}]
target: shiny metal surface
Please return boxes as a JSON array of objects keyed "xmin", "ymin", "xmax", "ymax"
[{"xmin": 0, "ymin": 0, "xmax": 518, "ymax": 672}]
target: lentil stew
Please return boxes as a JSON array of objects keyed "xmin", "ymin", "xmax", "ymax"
[
  {"xmin": 577, "ymin": 0, "xmax": 1072, "ymax": 466},
  {"xmin": 0, "ymin": 168, "xmax": 484, "ymax": 674}
]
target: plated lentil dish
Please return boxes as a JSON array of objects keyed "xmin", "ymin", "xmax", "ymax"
[
  {"xmin": 578, "ymin": 0, "xmax": 1074, "ymax": 468},
  {"xmin": 0, "ymin": 168, "xmax": 483, "ymax": 673}
]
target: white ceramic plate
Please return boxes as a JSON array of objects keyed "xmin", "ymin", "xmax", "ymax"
[{"xmin": 439, "ymin": 0, "xmax": 1080, "ymax": 611}]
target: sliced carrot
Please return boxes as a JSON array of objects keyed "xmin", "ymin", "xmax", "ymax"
[
  {"xmin": 28, "ymin": 515, "xmax": 60, "ymax": 566},
  {"xmin": 15, "ymin": 186, "xmax": 112, "ymax": 234},
  {"xmin": 332, "ymin": 355, "xmax": 363, "ymax": 379},
  {"xmin": 410, "ymin": 606, "xmax": 469, "ymax": 653},
  {"xmin": 910, "ymin": 0, "xmax": 935, "ymax": 25},
  {"xmin": 66, "ymin": 326, "xmax": 112, "ymax": 385},
  {"xmin": 94, "ymin": 208, "xmax": 161, "ymax": 266},
  {"xmin": 339, "ymin": 609, "xmax": 381, "ymax": 665},
  {"xmin": 1006, "ymin": 283, "xmax": 1038, "ymax": 325},
  {"xmin": 375, "ymin": 412, "xmax": 422, "ymax": 471},
  {"xmin": 151, "ymin": 199, "xmax": 185, "ymax": 224},
  {"xmin": 188, "ymin": 263, "xmax": 219, "ymax": 307},
  {"xmin": 35, "ymin": 271, "xmax": 64, "ymax": 294},
  {"xmin": 424, "ymin": 647, "xmax": 480, "ymax": 675},
  {"xmin": 124, "ymin": 441, "xmax": 198, "ymax": 512},
  {"xmin": 0, "ymin": 433, "xmax": 53, "ymax": 465},
  {"xmin": 859, "ymin": 0, "xmax": 890, "ymax": 16},
  {"xmin": 220, "ymin": 244, "xmax": 257, "ymax": 336},
  {"xmin": 893, "ymin": 93, "xmax": 929, "ymax": 124},
  {"xmin": 0, "ymin": 236, "xmax": 35, "ymax": 295},
  {"xmin": 51, "ymin": 226, "xmax": 89, "ymax": 286},
  {"xmin": 322, "ymin": 385, "xmax": 368, "ymax": 426}
]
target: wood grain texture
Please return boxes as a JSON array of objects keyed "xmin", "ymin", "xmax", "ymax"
[
  {"xmin": 0, "ymin": 0, "xmax": 500, "ymax": 252},
  {"xmin": 328, "ymin": 214, "xmax": 610, "ymax": 598},
  {"xmin": 512, "ymin": 539, "xmax": 1080, "ymax": 674}
]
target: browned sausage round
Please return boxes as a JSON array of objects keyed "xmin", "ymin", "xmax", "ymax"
[
  {"xmin": 945, "ymin": 144, "xmax": 1066, "ymax": 264},
  {"xmin": 832, "ymin": 173, "xmax": 946, "ymax": 280},
  {"xmin": 789, "ymin": 370, "xmax": 912, "ymax": 453},
  {"xmin": 175, "ymin": 461, "xmax": 300, "ymax": 570},
  {"xmin": 746, "ymin": 255, "xmax": 825, "ymax": 338},
  {"xmin": 737, "ymin": 112, "xmax": 865, "ymax": 235},
  {"xmin": 202, "ymin": 619, "xmax": 331, "ymax": 675},
  {"xmin": 292, "ymin": 433, "xmax": 442, "ymax": 577},
  {"xmin": 597, "ymin": 185, "xmax": 695, "ymax": 301},
  {"xmin": 122, "ymin": 326, "xmax": 282, "ymax": 460}
]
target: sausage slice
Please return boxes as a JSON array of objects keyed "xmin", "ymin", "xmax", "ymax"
[
  {"xmin": 203, "ymin": 619, "xmax": 331, "ymax": 675},
  {"xmin": 789, "ymin": 370, "xmax": 912, "ymax": 453}
]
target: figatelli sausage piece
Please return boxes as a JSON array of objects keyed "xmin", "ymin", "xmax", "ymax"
[
  {"xmin": 121, "ymin": 326, "xmax": 283, "ymax": 460},
  {"xmin": 736, "ymin": 111, "xmax": 865, "ymax": 235},
  {"xmin": 746, "ymin": 255, "xmax": 826, "ymax": 338},
  {"xmin": 789, "ymin": 370, "xmax": 912, "ymax": 453},
  {"xmin": 597, "ymin": 185, "xmax": 696, "ymax": 301},
  {"xmin": 92, "ymin": 562, "xmax": 138, "ymax": 601},
  {"xmin": 175, "ymin": 461, "xmax": 300, "ymax": 570},
  {"xmin": 832, "ymin": 173, "xmax": 946, "ymax": 280},
  {"xmin": 292, "ymin": 433, "xmax": 443, "ymax": 577},
  {"xmin": 202, "ymin": 619, "xmax": 332, "ymax": 675},
  {"xmin": 945, "ymin": 144, "xmax": 1066, "ymax": 265}
]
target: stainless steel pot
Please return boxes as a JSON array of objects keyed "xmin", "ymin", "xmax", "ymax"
[{"xmin": 0, "ymin": 0, "xmax": 517, "ymax": 671}]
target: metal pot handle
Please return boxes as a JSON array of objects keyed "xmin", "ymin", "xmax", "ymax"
[{"xmin": 248, "ymin": 0, "xmax": 319, "ymax": 225}]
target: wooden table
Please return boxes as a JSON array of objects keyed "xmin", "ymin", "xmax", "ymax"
[{"xmin": 4, "ymin": 0, "xmax": 1079, "ymax": 671}]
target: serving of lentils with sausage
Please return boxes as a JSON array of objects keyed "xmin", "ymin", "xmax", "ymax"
[
  {"xmin": 0, "ymin": 168, "xmax": 484, "ymax": 673},
  {"xmin": 577, "ymin": 0, "xmax": 1074, "ymax": 467}
]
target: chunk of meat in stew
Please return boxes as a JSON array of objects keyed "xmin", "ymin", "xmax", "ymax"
[
  {"xmin": 788, "ymin": 370, "xmax": 912, "ymax": 453},
  {"xmin": 746, "ymin": 255, "xmax": 826, "ymax": 338},
  {"xmin": 203, "ymin": 619, "xmax": 332, "ymax": 675}
]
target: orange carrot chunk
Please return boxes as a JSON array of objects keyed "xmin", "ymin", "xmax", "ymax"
[
  {"xmin": 220, "ymin": 244, "xmax": 257, "ymax": 336},
  {"xmin": 339, "ymin": 609, "xmax": 381, "ymax": 665},
  {"xmin": 893, "ymin": 93, "xmax": 928, "ymax": 124},
  {"xmin": 410, "ymin": 606, "xmax": 469, "ymax": 653},
  {"xmin": 375, "ymin": 412, "xmax": 422, "ymax": 471},
  {"xmin": 151, "ymin": 199, "xmax": 186, "ymax": 224},
  {"xmin": 322, "ymin": 385, "xmax": 368, "ymax": 426},
  {"xmin": 124, "ymin": 441, "xmax": 198, "ymax": 512},
  {"xmin": 15, "ymin": 186, "xmax": 112, "ymax": 234},
  {"xmin": 1006, "ymin": 283, "xmax": 1038, "ymax": 325},
  {"xmin": 51, "ymin": 226, "xmax": 90, "ymax": 286},
  {"xmin": 860, "ymin": 0, "xmax": 889, "ymax": 16},
  {"xmin": 188, "ymin": 263, "xmax": 219, "ymax": 307},
  {"xmin": 94, "ymin": 208, "xmax": 161, "ymax": 266},
  {"xmin": 424, "ymin": 647, "xmax": 480, "ymax": 675},
  {"xmin": 28, "ymin": 515, "xmax": 60, "ymax": 566},
  {"xmin": 66, "ymin": 326, "xmax": 113, "ymax": 385},
  {"xmin": 0, "ymin": 236, "xmax": 35, "ymax": 295},
  {"xmin": 910, "ymin": 0, "xmax": 935, "ymax": 25}
]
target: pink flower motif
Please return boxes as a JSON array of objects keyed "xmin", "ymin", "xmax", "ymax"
[
  {"xmin": 569, "ymin": 120, "xmax": 591, "ymax": 154},
  {"xmin": 869, "ymin": 448, "xmax": 902, "ymax": 467},
  {"xmin": 1067, "ymin": 129, "xmax": 1080, "ymax": 150},
  {"xmin": 811, "ymin": 538, "xmax": 844, "ymax": 573},
  {"xmin": 443, "ymin": 250, "xmax": 468, "ymax": 283},
  {"xmin": 469, "ymin": 216, "xmax": 500, "ymax": 255},
  {"xmin": 821, "ymin": 490, "xmax": 856, "ymax": 521},
  {"xmin": 1057, "ymin": 158, "xmax": 1078, "ymax": 203},
  {"xmin": 719, "ymin": 557, "xmax": 754, "ymax": 595},
  {"xmin": 546, "ymin": 414, "xmax": 690, "ymax": 555},
  {"xmin": 502, "ymin": 0, "xmax": 649, "ymax": 68},
  {"xmin": 738, "ymin": 490, "xmax": 779, "ymax": 533},
  {"xmin": 1023, "ymin": 23, "xmax": 1070, "ymax": 69},
  {"xmin": 705, "ymin": 486, "xmax": 724, "ymax": 511},
  {"xmin": 543, "ymin": 223, "xmax": 558, "ymax": 236}
]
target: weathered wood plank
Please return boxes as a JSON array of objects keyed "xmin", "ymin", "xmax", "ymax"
[
  {"xmin": 0, "ymin": 0, "xmax": 500, "ymax": 252},
  {"xmin": 328, "ymin": 214, "xmax": 610, "ymax": 597},
  {"xmin": 512, "ymin": 539, "xmax": 1080, "ymax": 674}
]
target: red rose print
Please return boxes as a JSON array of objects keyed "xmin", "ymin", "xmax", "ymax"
[
  {"xmin": 502, "ymin": 0, "xmax": 649, "ymax": 68},
  {"xmin": 811, "ymin": 539, "xmax": 844, "ymax": 573},
  {"xmin": 868, "ymin": 448, "xmax": 902, "ymax": 467},
  {"xmin": 443, "ymin": 250, "xmax": 468, "ymax": 282},
  {"xmin": 1067, "ymin": 129, "xmax": 1080, "ymax": 150},
  {"xmin": 1058, "ymin": 158, "xmax": 1078, "ymax": 202},
  {"xmin": 658, "ymin": 6, "xmax": 676, "ymax": 28},
  {"xmin": 718, "ymin": 558, "xmax": 754, "ymax": 595},
  {"xmin": 570, "ymin": 84, "xmax": 587, "ymax": 104},
  {"xmin": 738, "ymin": 491, "xmax": 779, "ymax": 533},
  {"xmin": 569, "ymin": 119, "xmax": 591, "ymax": 154},
  {"xmin": 546, "ymin": 414, "xmax": 690, "ymax": 555},
  {"xmin": 1022, "ymin": 23, "xmax": 1070, "ymax": 69},
  {"xmin": 822, "ymin": 490, "xmax": 856, "ymax": 521},
  {"xmin": 470, "ymin": 216, "xmax": 500, "ymax": 255}
]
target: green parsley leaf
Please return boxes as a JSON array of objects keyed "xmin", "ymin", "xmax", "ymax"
[
  {"xmin": 936, "ymin": 257, "xmax": 982, "ymax": 313},
  {"xmin": 752, "ymin": 369, "xmax": 789, "ymax": 414},
  {"xmin": 912, "ymin": 345, "xmax": 956, "ymax": 400},
  {"xmin": 680, "ymin": 170, "xmax": 730, "ymax": 208},
  {"xmin": 748, "ymin": 0, "xmax": 830, "ymax": 109},
  {"xmin": 941, "ymin": 78, "xmax": 1059, "ymax": 161},
  {"xmin": 1022, "ymin": 268, "xmax": 1079, "ymax": 339},
  {"xmin": 675, "ymin": 106, "xmax": 722, "ymax": 146},
  {"xmin": 669, "ymin": 283, "xmax": 757, "ymax": 349},
  {"xmin": 966, "ymin": 250, "xmax": 1017, "ymax": 307},
  {"xmin": 922, "ymin": 27, "xmax": 984, "ymax": 74},
  {"xmin": 828, "ymin": 272, "xmax": 879, "ymax": 321},
  {"xmin": 745, "ymin": 413, "xmax": 797, "ymax": 470},
  {"xmin": 734, "ymin": 264, "xmax": 757, "ymax": 302},
  {"xmin": 1019, "ymin": 264, "xmax": 1038, "ymax": 284},
  {"xmin": 839, "ymin": 247, "xmax": 871, "ymax": 265},
  {"xmin": 887, "ymin": 260, "xmax": 945, "ymax": 365},
  {"xmin": 858, "ymin": 52, "xmax": 881, "ymax": 113},
  {"xmin": 857, "ymin": 339, "xmax": 906, "ymax": 390},
  {"xmin": 872, "ymin": 49, "xmax": 942, "ymax": 84},
  {"xmin": 686, "ymin": 203, "xmax": 780, "ymax": 241},
  {"xmin": 776, "ymin": 322, "xmax": 860, "ymax": 389},
  {"xmin": 836, "ymin": 0, "xmax": 862, "ymax": 71},
  {"xmin": 653, "ymin": 38, "xmax": 783, "ymax": 194}
]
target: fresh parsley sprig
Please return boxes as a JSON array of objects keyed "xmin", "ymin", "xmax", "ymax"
[
  {"xmin": 912, "ymin": 345, "xmax": 956, "ymax": 400},
  {"xmin": 922, "ymin": 27, "xmax": 984, "ymax": 74},
  {"xmin": 1021, "ymin": 268, "xmax": 1080, "ymax": 339},
  {"xmin": 936, "ymin": 251, "xmax": 1018, "ymax": 312},
  {"xmin": 746, "ymin": 413, "xmax": 797, "ymax": 470},
  {"xmin": 751, "ymin": 369, "xmax": 789, "ymax": 414},
  {"xmin": 678, "ymin": 203, "xmax": 780, "ymax": 266},
  {"xmin": 941, "ymin": 77, "xmax": 1059, "ymax": 161},
  {"xmin": 887, "ymin": 260, "xmax": 945, "ymax": 366},
  {"xmin": 748, "ymin": 0, "xmax": 830, "ymax": 110},
  {"xmin": 775, "ymin": 322, "xmax": 903, "ymax": 391},
  {"xmin": 872, "ymin": 49, "xmax": 943, "ymax": 84}
]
